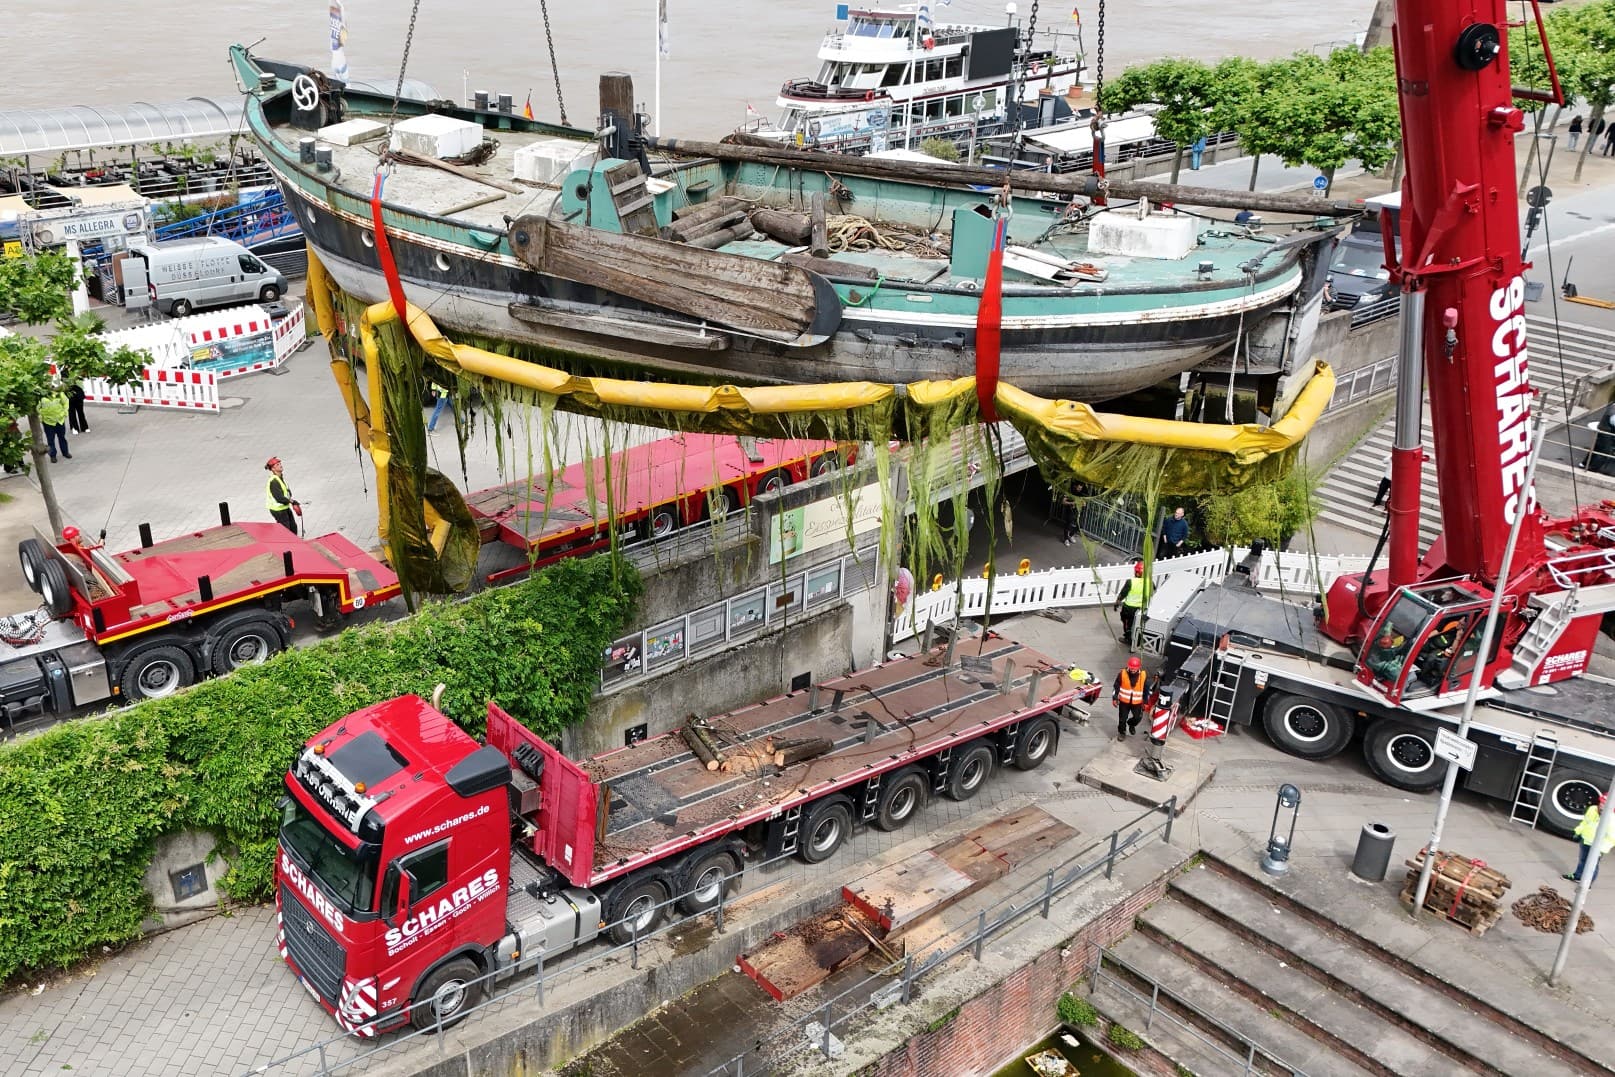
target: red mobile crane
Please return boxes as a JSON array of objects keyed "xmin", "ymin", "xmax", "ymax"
[{"xmin": 1160, "ymin": 0, "xmax": 1615, "ymax": 835}]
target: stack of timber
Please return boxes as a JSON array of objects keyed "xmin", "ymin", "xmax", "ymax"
[
  {"xmin": 664, "ymin": 196, "xmax": 756, "ymax": 248},
  {"xmin": 1398, "ymin": 849, "xmax": 1511, "ymax": 936},
  {"xmin": 738, "ymin": 806, "xmax": 1077, "ymax": 1000}
]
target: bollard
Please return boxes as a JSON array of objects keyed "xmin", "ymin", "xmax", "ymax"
[{"xmin": 1350, "ymin": 822, "xmax": 1396, "ymax": 882}]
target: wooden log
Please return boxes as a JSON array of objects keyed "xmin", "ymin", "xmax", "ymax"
[
  {"xmin": 648, "ymin": 135, "xmax": 1364, "ymax": 218},
  {"xmin": 775, "ymin": 737, "xmax": 833, "ymax": 767},
  {"xmin": 686, "ymin": 718, "xmax": 729, "ymax": 770},
  {"xmin": 810, "ymin": 192, "xmax": 829, "ymax": 259},
  {"xmin": 671, "ymin": 195, "xmax": 744, "ymax": 223},
  {"xmin": 687, "ymin": 225, "xmax": 755, "ymax": 249},
  {"xmin": 683, "ymin": 729, "xmax": 720, "ymax": 771},
  {"xmin": 672, "ymin": 210, "xmax": 747, "ymax": 242},
  {"xmin": 778, "ymin": 252, "xmax": 879, "ymax": 282},
  {"xmin": 749, "ymin": 208, "xmax": 812, "ymax": 246}
]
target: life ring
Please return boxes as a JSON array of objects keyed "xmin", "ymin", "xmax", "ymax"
[{"xmin": 865, "ymin": 90, "xmax": 875, "ymax": 102}]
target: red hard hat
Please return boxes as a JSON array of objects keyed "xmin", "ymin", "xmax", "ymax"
[
  {"xmin": 265, "ymin": 456, "xmax": 282, "ymax": 469},
  {"xmin": 1133, "ymin": 562, "xmax": 1144, "ymax": 577},
  {"xmin": 1127, "ymin": 656, "xmax": 1142, "ymax": 671}
]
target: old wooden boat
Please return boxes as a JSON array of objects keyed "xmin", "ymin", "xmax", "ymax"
[{"xmin": 231, "ymin": 45, "xmax": 1328, "ymax": 403}]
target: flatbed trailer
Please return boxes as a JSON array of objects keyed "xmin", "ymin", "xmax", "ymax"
[
  {"xmin": 5, "ymin": 513, "xmax": 398, "ymax": 722},
  {"xmin": 1162, "ymin": 579, "xmax": 1615, "ymax": 837},
  {"xmin": 466, "ymin": 433, "xmax": 843, "ymax": 581},
  {"xmin": 275, "ymin": 635, "xmax": 1080, "ymax": 1034}
]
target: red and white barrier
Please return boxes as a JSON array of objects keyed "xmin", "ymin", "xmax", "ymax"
[
  {"xmin": 95, "ymin": 302, "xmax": 305, "ymax": 381},
  {"xmin": 271, "ymin": 302, "xmax": 307, "ymax": 366},
  {"xmin": 81, "ymin": 366, "xmax": 220, "ymax": 413}
]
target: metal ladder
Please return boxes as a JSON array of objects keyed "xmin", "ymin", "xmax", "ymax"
[
  {"xmin": 1509, "ymin": 730, "xmax": 1560, "ymax": 828},
  {"xmin": 1206, "ymin": 648, "xmax": 1247, "ymax": 729},
  {"xmin": 1496, "ymin": 590, "xmax": 1580, "ymax": 690}
]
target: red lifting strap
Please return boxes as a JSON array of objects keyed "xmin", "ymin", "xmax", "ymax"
[{"xmin": 974, "ymin": 215, "xmax": 1008, "ymax": 423}]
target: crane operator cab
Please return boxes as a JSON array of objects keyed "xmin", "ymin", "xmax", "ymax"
[{"xmin": 1357, "ymin": 582, "xmax": 1495, "ymax": 705}]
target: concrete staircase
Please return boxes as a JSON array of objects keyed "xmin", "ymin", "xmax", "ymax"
[
  {"xmin": 1082, "ymin": 855, "xmax": 1603, "ymax": 1077},
  {"xmin": 1313, "ymin": 313, "xmax": 1615, "ymax": 545}
]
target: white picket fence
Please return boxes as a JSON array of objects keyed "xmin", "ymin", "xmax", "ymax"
[{"xmin": 891, "ymin": 547, "xmax": 1387, "ymax": 643}]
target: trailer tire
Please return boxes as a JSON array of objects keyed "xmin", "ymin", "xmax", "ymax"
[
  {"xmin": 18, "ymin": 538, "xmax": 47, "ymax": 593},
  {"xmin": 799, "ymin": 798, "xmax": 853, "ymax": 863},
  {"xmin": 874, "ymin": 768, "xmax": 928, "ymax": 831},
  {"xmin": 647, "ymin": 505, "xmax": 679, "ymax": 539},
  {"xmin": 171, "ymin": 298, "xmax": 192, "ymax": 317},
  {"xmin": 1012, "ymin": 716, "xmax": 1058, "ymax": 771},
  {"xmin": 1540, "ymin": 769, "xmax": 1605, "ymax": 839},
  {"xmin": 39, "ymin": 560, "xmax": 73, "ymax": 618},
  {"xmin": 810, "ymin": 453, "xmax": 840, "ymax": 478},
  {"xmin": 409, "ymin": 957, "xmax": 482, "ymax": 1032},
  {"xmin": 758, "ymin": 470, "xmax": 791, "ymax": 496},
  {"xmin": 1261, "ymin": 692, "xmax": 1354, "ymax": 760},
  {"xmin": 945, "ymin": 743, "xmax": 995, "ymax": 801},
  {"xmin": 119, "ymin": 644, "xmax": 196, "ymax": 701},
  {"xmin": 1362, "ymin": 722, "xmax": 1444, "ymax": 792},
  {"xmin": 208, "ymin": 614, "xmax": 285, "ymax": 675},
  {"xmin": 676, "ymin": 849, "xmax": 740, "ymax": 915},
  {"xmin": 604, "ymin": 876, "xmax": 669, "ymax": 945}
]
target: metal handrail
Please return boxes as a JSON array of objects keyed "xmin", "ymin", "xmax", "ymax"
[{"xmin": 1090, "ymin": 948, "xmax": 1308, "ymax": 1077}]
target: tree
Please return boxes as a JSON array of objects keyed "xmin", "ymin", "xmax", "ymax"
[
  {"xmin": 1098, "ymin": 58, "xmax": 1219, "ymax": 183},
  {"xmin": 1516, "ymin": 0, "xmax": 1615, "ymax": 182},
  {"xmin": 0, "ymin": 250, "xmax": 148, "ymax": 537}
]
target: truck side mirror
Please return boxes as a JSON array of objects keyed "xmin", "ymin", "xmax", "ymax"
[{"xmin": 395, "ymin": 870, "xmax": 414, "ymax": 923}]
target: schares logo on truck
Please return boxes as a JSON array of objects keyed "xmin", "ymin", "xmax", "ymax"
[
  {"xmin": 281, "ymin": 852, "xmax": 346, "ymax": 932},
  {"xmin": 384, "ymin": 868, "xmax": 501, "ymax": 955}
]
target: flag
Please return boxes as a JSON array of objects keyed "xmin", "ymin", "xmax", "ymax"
[
  {"xmin": 745, "ymin": 101, "xmax": 760, "ymax": 118},
  {"xmin": 658, "ymin": 0, "xmax": 671, "ymax": 60},
  {"xmin": 329, "ymin": 1, "xmax": 350, "ymax": 83},
  {"xmin": 523, "ymin": 93, "xmax": 535, "ymax": 120},
  {"xmin": 1070, "ymin": 4, "xmax": 1081, "ymax": 24},
  {"xmin": 917, "ymin": 2, "xmax": 932, "ymax": 32}
]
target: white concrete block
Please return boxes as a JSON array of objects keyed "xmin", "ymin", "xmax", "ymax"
[
  {"xmin": 389, "ymin": 114, "xmax": 484, "ymax": 159},
  {"xmin": 513, "ymin": 138, "xmax": 599, "ymax": 185},
  {"xmin": 317, "ymin": 118, "xmax": 388, "ymax": 146},
  {"xmin": 1088, "ymin": 211, "xmax": 1199, "ymax": 260}
]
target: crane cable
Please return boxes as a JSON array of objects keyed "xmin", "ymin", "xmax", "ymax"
[
  {"xmin": 386, "ymin": 0, "xmax": 423, "ymax": 141},
  {"xmin": 538, "ymin": 0, "xmax": 570, "ymax": 126},
  {"xmin": 1514, "ymin": 0, "xmax": 1581, "ymax": 506}
]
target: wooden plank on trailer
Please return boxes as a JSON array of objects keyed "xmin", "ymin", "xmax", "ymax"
[
  {"xmin": 843, "ymin": 851, "xmax": 975, "ymax": 936},
  {"xmin": 737, "ymin": 907, "xmax": 874, "ymax": 1001}
]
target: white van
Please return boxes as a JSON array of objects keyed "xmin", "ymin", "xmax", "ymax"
[{"xmin": 128, "ymin": 237, "xmax": 289, "ymax": 317}]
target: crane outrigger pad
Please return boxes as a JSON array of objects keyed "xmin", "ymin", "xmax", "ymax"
[{"xmin": 507, "ymin": 213, "xmax": 842, "ymax": 347}]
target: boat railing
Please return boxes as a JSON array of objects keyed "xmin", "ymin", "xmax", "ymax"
[{"xmin": 780, "ymin": 79, "xmax": 883, "ymax": 102}]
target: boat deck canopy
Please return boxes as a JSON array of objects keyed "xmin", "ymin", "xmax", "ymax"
[{"xmin": 0, "ymin": 98, "xmax": 245, "ymax": 158}]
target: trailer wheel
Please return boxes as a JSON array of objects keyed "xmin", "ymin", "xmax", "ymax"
[
  {"xmin": 676, "ymin": 849, "xmax": 740, "ymax": 915},
  {"xmin": 209, "ymin": 615, "xmax": 285, "ymax": 675},
  {"xmin": 260, "ymin": 284, "xmax": 282, "ymax": 303},
  {"xmin": 647, "ymin": 505, "xmax": 679, "ymax": 539},
  {"xmin": 1540, "ymin": 770, "xmax": 1604, "ymax": 838},
  {"xmin": 39, "ymin": 560, "xmax": 73, "ymax": 618},
  {"xmin": 758, "ymin": 470, "xmax": 790, "ymax": 496},
  {"xmin": 409, "ymin": 957, "xmax": 482, "ymax": 1032},
  {"xmin": 18, "ymin": 539, "xmax": 47, "ymax": 593},
  {"xmin": 799, "ymin": 798, "xmax": 853, "ymax": 863},
  {"xmin": 604, "ymin": 877, "xmax": 669, "ymax": 945},
  {"xmin": 1362, "ymin": 722, "xmax": 1444, "ymax": 792},
  {"xmin": 810, "ymin": 453, "xmax": 840, "ymax": 478},
  {"xmin": 171, "ymin": 298, "xmax": 192, "ymax": 317},
  {"xmin": 874, "ymin": 768, "xmax": 928, "ymax": 831},
  {"xmin": 945, "ymin": 743, "xmax": 996, "ymax": 801},
  {"xmin": 120, "ymin": 645, "xmax": 196, "ymax": 701},
  {"xmin": 1012, "ymin": 716, "xmax": 1059, "ymax": 771},
  {"xmin": 1261, "ymin": 692, "xmax": 1354, "ymax": 760}
]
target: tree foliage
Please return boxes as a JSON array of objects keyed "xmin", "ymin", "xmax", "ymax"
[
  {"xmin": 0, "ymin": 251, "xmax": 149, "ymax": 471},
  {"xmin": 1098, "ymin": 58, "xmax": 1219, "ymax": 182},
  {"xmin": 0, "ymin": 553, "xmax": 640, "ymax": 980}
]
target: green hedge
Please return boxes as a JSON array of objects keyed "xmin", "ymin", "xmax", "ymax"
[{"xmin": 0, "ymin": 554, "xmax": 639, "ymax": 981}]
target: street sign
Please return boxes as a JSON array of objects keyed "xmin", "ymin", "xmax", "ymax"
[
  {"xmin": 1312, "ymin": 175, "xmax": 1328, "ymax": 191},
  {"xmin": 1434, "ymin": 728, "xmax": 1477, "ymax": 771},
  {"xmin": 1526, "ymin": 185, "xmax": 1553, "ymax": 209}
]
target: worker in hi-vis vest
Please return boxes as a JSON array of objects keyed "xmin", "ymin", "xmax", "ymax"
[
  {"xmin": 265, "ymin": 456, "xmax": 300, "ymax": 533},
  {"xmin": 1112, "ymin": 655, "xmax": 1153, "ymax": 740},
  {"xmin": 1113, "ymin": 560, "xmax": 1152, "ymax": 644}
]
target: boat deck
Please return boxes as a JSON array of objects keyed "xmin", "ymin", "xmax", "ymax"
[
  {"xmin": 585, "ymin": 636, "xmax": 1074, "ymax": 866},
  {"xmin": 274, "ymin": 116, "xmax": 1298, "ymax": 295}
]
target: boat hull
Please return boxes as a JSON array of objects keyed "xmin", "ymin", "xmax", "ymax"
[{"xmin": 281, "ymin": 177, "xmax": 1300, "ymax": 402}]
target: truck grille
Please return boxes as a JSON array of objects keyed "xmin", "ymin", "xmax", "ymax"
[{"xmin": 279, "ymin": 884, "xmax": 346, "ymax": 1004}]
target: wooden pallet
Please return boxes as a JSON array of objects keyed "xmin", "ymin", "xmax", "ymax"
[
  {"xmin": 1399, "ymin": 850, "xmax": 1511, "ymax": 936},
  {"xmin": 737, "ymin": 907, "xmax": 880, "ymax": 1002}
]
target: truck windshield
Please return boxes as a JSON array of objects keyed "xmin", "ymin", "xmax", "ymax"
[
  {"xmin": 280, "ymin": 798, "xmax": 379, "ymax": 914},
  {"xmin": 1330, "ymin": 241, "xmax": 1390, "ymax": 280}
]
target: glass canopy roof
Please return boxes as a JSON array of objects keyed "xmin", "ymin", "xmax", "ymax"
[{"xmin": 0, "ymin": 98, "xmax": 246, "ymax": 158}]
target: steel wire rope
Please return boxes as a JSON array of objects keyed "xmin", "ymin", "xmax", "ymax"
[{"xmin": 537, "ymin": 0, "xmax": 570, "ymax": 126}]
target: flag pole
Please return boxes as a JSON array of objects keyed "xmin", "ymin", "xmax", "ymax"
[{"xmin": 654, "ymin": 0, "xmax": 665, "ymax": 137}]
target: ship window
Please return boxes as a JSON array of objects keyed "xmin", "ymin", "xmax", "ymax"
[
  {"xmin": 946, "ymin": 96, "xmax": 965, "ymax": 117},
  {"xmin": 882, "ymin": 66, "xmax": 905, "ymax": 88},
  {"xmin": 878, "ymin": 23, "xmax": 896, "ymax": 39},
  {"xmin": 927, "ymin": 59, "xmax": 944, "ymax": 81},
  {"xmin": 926, "ymin": 99, "xmax": 944, "ymax": 120},
  {"xmin": 945, "ymin": 56, "xmax": 963, "ymax": 79}
]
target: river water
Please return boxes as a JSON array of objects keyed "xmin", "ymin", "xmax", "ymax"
[{"xmin": 8, "ymin": 1, "xmax": 1374, "ymax": 137}]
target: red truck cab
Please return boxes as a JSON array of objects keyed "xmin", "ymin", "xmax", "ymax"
[{"xmin": 276, "ymin": 695, "xmax": 517, "ymax": 1034}]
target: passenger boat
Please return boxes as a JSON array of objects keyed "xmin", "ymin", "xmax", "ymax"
[
  {"xmin": 231, "ymin": 45, "xmax": 1326, "ymax": 403},
  {"xmin": 742, "ymin": 5, "xmax": 1083, "ymax": 155}
]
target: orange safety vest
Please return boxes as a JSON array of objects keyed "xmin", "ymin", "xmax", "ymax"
[{"xmin": 1117, "ymin": 668, "xmax": 1146, "ymax": 705}]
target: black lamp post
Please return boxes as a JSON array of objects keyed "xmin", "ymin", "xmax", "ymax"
[{"xmin": 1261, "ymin": 783, "xmax": 1302, "ymax": 876}]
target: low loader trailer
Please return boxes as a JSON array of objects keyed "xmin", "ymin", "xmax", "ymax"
[
  {"xmin": 274, "ymin": 635, "xmax": 1082, "ymax": 1034},
  {"xmin": 2, "ymin": 508, "xmax": 399, "ymax": 726}
]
